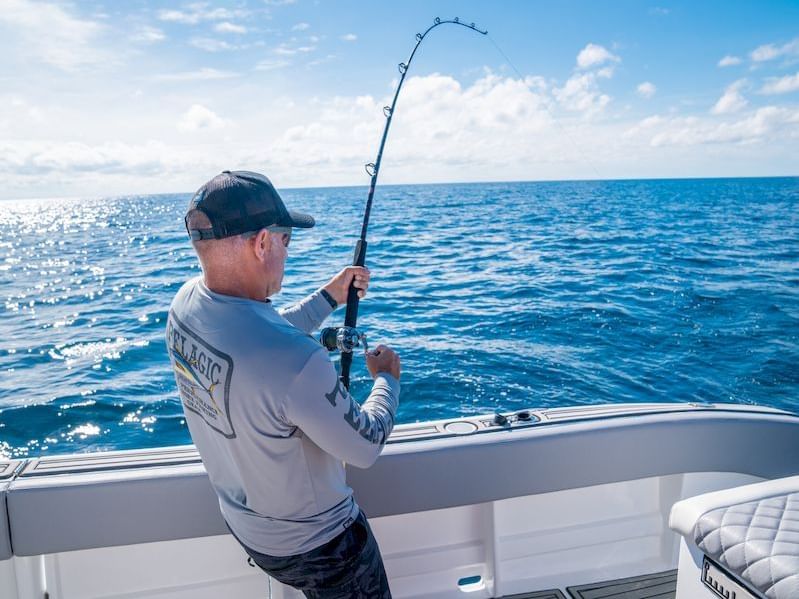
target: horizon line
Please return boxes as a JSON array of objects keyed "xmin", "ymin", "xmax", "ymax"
[{"xmin": 2, "ymin": 173, "xmax": 797, "ymax": 203}]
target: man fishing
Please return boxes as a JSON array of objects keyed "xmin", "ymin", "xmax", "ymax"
[{"xmin": 166, "ymin": 169, "xmax": 400, "ymax": 598}]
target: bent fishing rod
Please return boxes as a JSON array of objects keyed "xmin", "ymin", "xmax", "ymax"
[{"xmin": 320, "ymin": 17, "xmax": 487, "ymax": 389}]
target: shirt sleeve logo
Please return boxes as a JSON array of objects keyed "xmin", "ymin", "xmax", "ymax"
[{"xmin": 167, "ymin": 311, "xmax": 236, "ymax": 439}]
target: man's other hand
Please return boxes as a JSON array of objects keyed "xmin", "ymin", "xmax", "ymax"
[
  {"xmin": 323, "ymin": 266, "xmax": 370, "ymax": 305},
  {"xmin": 366, "ymin": 345, "xmax": 401, "ymax": 380}
]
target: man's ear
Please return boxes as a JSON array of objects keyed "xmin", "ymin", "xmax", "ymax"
[{"xmin": 252, "ymin": 229, "xmax": 271, "ymax": 262}]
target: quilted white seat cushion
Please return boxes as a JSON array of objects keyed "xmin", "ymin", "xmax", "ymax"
[
  {"xmin": 695, "ymin": 493, "xmax": 799, "ymax": 598},
  {"xmin": 670, "ymin": 476, "xmax": 799, "ymax": 599}
]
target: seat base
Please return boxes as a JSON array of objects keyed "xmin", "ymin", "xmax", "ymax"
[{"xmin": 702, "ymin": 557, "xmax": 758, "ymax": 599}]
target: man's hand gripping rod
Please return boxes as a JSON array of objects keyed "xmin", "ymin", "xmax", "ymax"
[{"xmin": 322, "ymin": 17, "xmax": 487, "ymax": 390}]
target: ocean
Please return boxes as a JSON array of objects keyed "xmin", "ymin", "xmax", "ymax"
[{"xmin": 1, "ymin": 178, "xmax": 798, "ymax": 458}]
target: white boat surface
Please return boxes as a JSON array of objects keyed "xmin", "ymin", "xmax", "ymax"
[{"xmin": 2, "ymin": 401, "xmax": 798, "ymax": 598}]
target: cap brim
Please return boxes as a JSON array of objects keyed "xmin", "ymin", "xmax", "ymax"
[{"xmin": 286, "ymin": 210, "xmax": 315, "ymax": 228}]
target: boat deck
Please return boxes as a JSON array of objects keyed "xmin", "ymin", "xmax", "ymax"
[{"xmin": 508, "ymin": 570, "xmax": 677, "ymax": 599}]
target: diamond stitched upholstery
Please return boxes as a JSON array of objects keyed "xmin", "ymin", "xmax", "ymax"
[{"xmin": 694, "ymin": 493, "xmax": 799, "ymax": 599}]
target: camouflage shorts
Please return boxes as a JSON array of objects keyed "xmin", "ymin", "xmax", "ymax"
[{"xmin": 241, "ymin": 510, "xmax": 392, "ymax": 598}]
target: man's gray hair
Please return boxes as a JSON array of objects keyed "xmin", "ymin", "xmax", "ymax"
[{"xmin": 186, "ymin": 209, "xmax": 252, "ymax": 263}]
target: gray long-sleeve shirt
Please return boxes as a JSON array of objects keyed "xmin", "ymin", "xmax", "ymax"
[{"xmin": 166, "ymin": 277, "xmax": 399, "ymax": 556}]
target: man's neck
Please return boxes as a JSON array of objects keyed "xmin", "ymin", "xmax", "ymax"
[{"xmin": 203, "ymin": 274, "xmax": 268, "ymax": 302}]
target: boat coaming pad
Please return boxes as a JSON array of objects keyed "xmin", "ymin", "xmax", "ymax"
[{"xmin": 1, "ymin": 403, "xmax": 797, "ymax": 598}]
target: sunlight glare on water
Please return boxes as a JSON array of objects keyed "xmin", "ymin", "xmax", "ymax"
[{"xmin": 1, "ymin": 178, "xmax": 798, "ymax": 458}]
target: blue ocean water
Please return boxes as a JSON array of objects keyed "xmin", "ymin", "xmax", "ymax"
[{"xmin": 1, "ymin": 178, "xmax": 797, "ymax": 458}]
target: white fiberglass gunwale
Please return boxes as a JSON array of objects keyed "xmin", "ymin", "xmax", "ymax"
[{"xmin": 1, "ymin": 402, "xmax": 798, "ymax": 598}]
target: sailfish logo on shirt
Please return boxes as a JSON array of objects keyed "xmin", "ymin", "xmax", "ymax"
[
  {"xmin": 167, "ymin": 312, "xmax": 236, "ymax": 439},
  {"xmin": 172, "ymin": 349, "xmax": 223, "ymax": 415}
]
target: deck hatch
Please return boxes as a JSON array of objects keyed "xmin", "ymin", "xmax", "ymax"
[
  {"xmin": 566, "ymin": 569, "xmax": 677, "ymax": 598},
  {"xmin": 502, "ymin": 590, "xmax": 566, "ymax": 598}
]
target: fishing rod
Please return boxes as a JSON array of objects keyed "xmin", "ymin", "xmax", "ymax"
[{"xmin": 319, "ymin": 17, "xmax": 487, "ymax": 389}]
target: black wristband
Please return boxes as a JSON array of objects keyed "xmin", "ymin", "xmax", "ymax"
[{"xmin": 320, "ymin": 289, "xmax": 338, "ymax": 309}]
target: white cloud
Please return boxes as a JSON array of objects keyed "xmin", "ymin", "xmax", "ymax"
[
  {"xmin": 0, "ymin": 95, "xmax": 45, "ymax": 126},
  {"xmin": 131, "ymin": 26, "xmax": 165, "ymax": 43},
  {"xmin": 3, "ymin": 68, "xmax": 798, "ymax": 199},
  {"xmin": 0, "ymin": 0, "xmax": 105, "ymax": 71},
  {"xmin": 158, "ymin": 6, "xmax": 247, "ymax": 25},
  {"xmin": 264, "ymin": 0, "xmax": 297, "ymax": 5},
  {"xmin": 645, "ymin": 106, "xmax": 799, "ymax": 147},
  {"xmin": 554, "ymin": 71, "xmax": 611, "ymax": 115},
  {"xmin": 214, "ymin": 22, "xmax": 247, "ymax": 34},
  {"xmin": 0, "ymin": 140, "xmax": 185, "ymax": 176},
  {"xmin": 158, "ymin": 9, "xmax": 192, "ymax": 24},
  {"xmin": 155, "ymin": 68, "xmax": 240, "ymax": 82},
  {"xmin": 341, "ymin": 33, "xmax": 357, "ymax": 42},
  {"xmin": 190, "ymin": 38, "xmax": 236, "ymax": 52},
  {"xmin": 622, "ymin": 115, "xmax": 664, "ymax": 138},
  {"xmin": 178, "ymin": 105, "xmax": 227, "ymax": 131},
  {"xmin": 750, "ymin": 37, "xmax": 799, "ymax": 62},
  {"xmin": 0, "ymin": 138, "xmax": 231, "ymax": 200},
  {"xmin": 292, "ymin": 22, "xmax": 310, "ymax": 31},
  {"xmin": 307, "ymin": 54, "xmax": 337, "ymax": 68},
  {"xmin": 751, "ymin": 44, "xmax": 781, "ymax": 62},
  {"xmin": 637, "ymin": 82, "xmax": 656, "ymax": 98},
  {"xmin": 711, "ymin": 80, "xmax": 748, "ymax": 115},
  {"xmin": 255, "ymin": 59, "xmax": 290, "ymax": 71},
  {"xmin": 0, "ymin": 72, "xmax": 553, "ymax": 196},
  {"xmin": 576, "ymin": 43, "xmax": 620, "ymax": 69},
  {"xmin": 761, "ymin": 72, "xmax": 799, "ymax": 95},
  {"xmin": 266, "ymin": 73, "xmax": 555, "ymax": 180},
  {"xmin": 273, "ymin": 43, "xmax": 316, "ymax": 56},
  {"xmin": 718, "ymin": 55, "xmax": 741, "ymax": 67},
  {"xmin": 597, "ymin": 67, "xmax": 615, "ymax": 79}
]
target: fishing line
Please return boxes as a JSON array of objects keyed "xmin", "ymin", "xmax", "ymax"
[
  {"xmin": 485, "ymin": 33, "xmax": 605, "ymax": 181},
  {"xmin": 320, "ymin": 18, "xmax": 604, "ymax": 389}
]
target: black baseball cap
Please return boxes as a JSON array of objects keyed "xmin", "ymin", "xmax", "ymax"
[{"xmin": 185, "ymin": 170, "xmax": 315, "ymax": 240}]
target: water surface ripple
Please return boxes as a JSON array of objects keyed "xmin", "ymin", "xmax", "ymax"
[{"xmin": 1, "ymin": 178, "xmax": 797, "ymax": 457}]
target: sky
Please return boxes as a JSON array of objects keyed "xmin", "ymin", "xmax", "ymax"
[{"xmin": 1, "ymin": 0, "xmax": 798, "ymax": 200}]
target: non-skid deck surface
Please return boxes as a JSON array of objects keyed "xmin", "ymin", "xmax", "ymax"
[
  {"xmin": 565, "ymin": 570, "xmax": 677, "ymax": 598},
  {"xmin": 502, "ymin": 591, "xmax": 567, "ymax": 599}
]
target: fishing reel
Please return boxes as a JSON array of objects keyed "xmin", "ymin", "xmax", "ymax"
[{"xmin": 319, "ymin": 326, "xmax": 368, "ymax": 354}]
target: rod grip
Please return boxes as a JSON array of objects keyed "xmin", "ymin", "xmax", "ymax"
[
  {"xmin": 343, "ymin": 240, "xmax": 367, "ymax": 328},
  {"xmin": 340, "ymin": 239, "xmax": 368, "ymax": 389},
  {"xmin": 340, "ymin": 352, "xmax": 353, "ymax": 390},
  {"xmin": 353, "ymin": 238, "xmax": 367, "ymax": 267}
]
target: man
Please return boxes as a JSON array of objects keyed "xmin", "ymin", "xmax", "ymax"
[{"xmin": 166, "ymin": 170, "xmax": 400, "ymax": 598}]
